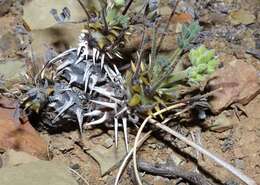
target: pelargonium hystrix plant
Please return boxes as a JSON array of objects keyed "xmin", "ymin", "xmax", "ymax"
[
  {"xmin": 12, "ymin": 1, "xmax": 257, "ymax": 185},
  {"xmin": 17, "ymin": 1, "xmax": 218, "ymax": 152}
]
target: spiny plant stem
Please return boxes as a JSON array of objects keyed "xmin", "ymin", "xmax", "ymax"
[
  {"xmin": 149, "ymin": 23, "xmax": 159, "ymax": 73},
  {"xmin": 150, "ymin": 48, "xmax": 182, "ymax": 92}
]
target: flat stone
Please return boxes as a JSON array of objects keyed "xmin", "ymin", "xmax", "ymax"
[
  {"xmin": 209, "ymin": 111, "xmax": 235, "ymax": 132},
  {"xmin": 0, "ymin": 59, "xmax": 26, "ymax": 86},
  {"xmin": 87, "ymin": 140, "xmax": 127, "ymax": 176},
  {"xmin": 208, "ymin": 60, "xmax": 260, "ymax": 113},
  {"xmin": 0, "ymin": 98, "xmax": 48, "ymax": 159},
  {"xmin": 102, "ymin": 138, "xmax": 114, "ymax": 149},
  {"xmin": 0, "ymin": 16, "xmax": 18, "ymax": 36},
  {"xmin": 30, "ymin": 23, "xmax": 84, "ymax": 62},
  {"xmin": 229, "ymin": 9, "xmax": 256, "ymax": 25},
  {"xmin": 0, "ymin": 160, "xmax": 78, "ymax": 185},
  {"xmin": 0, "ymin": 33, "xmax": 20, "ymax": 59},
  {"xmin": 3, "ymin": 150, "xmax": 39, "ymax": 167},
  {"xmin": 23, "ymin": 0, "xmax": 87, "ymax": 30}
]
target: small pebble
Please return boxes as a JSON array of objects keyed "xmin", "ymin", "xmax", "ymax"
[
  {"xmin": 234, "ymin": 159, "xmax": 245, "ymax": 170},
  {"xmin": 246, "ymin": 48, "xmax": 260, "ymax": 59},
  {"xmin": 102, "ymin": 138, "xmax": 114, "ymax": 149},
  {"xmin": 70, "ymin": 163, "xmax": 80, "ymax": 170},
  {"xmin": 225, "ymin": 179, "xmax": 239, "ymax": 185},
  {"xmin": 255, "ymin": 39, "xmax": 260, "ymax": 49}
]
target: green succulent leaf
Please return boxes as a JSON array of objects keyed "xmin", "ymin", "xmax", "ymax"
[
  {"xmin": 187, "ymin": 45, "xmax": 219, "ymax": 84},
  {"xmin": 196, "ymin": 63, "xmax": 208, "ymax": 73},
  {"xmin": 114, "ymin": 0, "xmax": 125, "ymax": 6}
]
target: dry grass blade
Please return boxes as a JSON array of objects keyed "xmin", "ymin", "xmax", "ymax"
[
  {"xmin": 76, "ymin": 0, "xmax": 90, "ymax": 20},
  {"xmin": 132, "ymin": 28, "xmax": 146, "ymax": 82},
  {"xmin": 122, "ymin": 0, "xmax": 134, "ymax": 15}
]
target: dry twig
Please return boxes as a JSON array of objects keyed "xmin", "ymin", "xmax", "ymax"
[
  {"xmin": 138, "ymin": 160, "xmax": 213, "ymax": 185},
  {"xmin": 132, "ymin": 114, "xmax": 257, "ymax": 185},
  {"xmin": 151, "ymin": 121, "xmax": 256, "ymax": 185},
  {"xmin": 156, "ymin": 0, "xmax": 180, "ymax": 53}
]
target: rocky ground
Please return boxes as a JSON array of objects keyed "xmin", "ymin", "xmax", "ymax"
[{"xmin": 0, "ymin": 0, "xmax": 260, "ymax": 185}]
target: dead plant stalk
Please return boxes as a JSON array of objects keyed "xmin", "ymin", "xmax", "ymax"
[
  {"xmin": 114, "ymin": 131, "xmax": 152, "ymax": 185},
  {"xmin": 132, "ymin": 104, "xmax": 257, "ymax": 185},
  {"xmin": 132, "ymin": 103, "xmax": 186, "ymax": 185}
]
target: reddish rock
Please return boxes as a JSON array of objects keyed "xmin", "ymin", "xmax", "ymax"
[
  {"xmin": 0, "ymin": 0, "xmax": 12, "ymax": 16},
  {"xmin": 0, "ymin": 97, "xmax": 48, "ymax": 159},
  {"xmin": 207, "ymin": 60, "xmax": 260, "ymax": 114}
]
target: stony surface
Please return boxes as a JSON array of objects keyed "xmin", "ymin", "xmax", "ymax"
[
  {"xmin": 0, "ymin": 0, "xmax": 13, "ymax": 16},
  {"xmin": 2, "ymin": 149, "xmax": 39, "ymax": 167},
  {"xmin": 208, "ymin": 60, "xmax": 260, "ymax": 113},
  {"xmin": 0, "ymin": 59, "xmax": 26, "ymax": 86},
  {"xmin": 0, "ymin": 0, "xmax": 260, "ymax": 185},
  {"xmin": 0, "ymin": 98, "xmax": 48, "ymax": 159},
  {"xmin": 86, "ymin": 139, "xmax": 127, "ymax": 176},
  {"xmin": 0, "ymin": 160, "xmax": 78, "ymax": 185}
]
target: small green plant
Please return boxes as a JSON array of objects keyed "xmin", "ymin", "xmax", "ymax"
[
  {"xmin": 177, "ymin": 21, "xmax": 202, "ymax": 50},
  {"xmin": 126, "ymin": 22, "xmax": 202, "ymax": 112},
  {"xmin": 106, "ymin": 0, "xmax": 129, "ymax": 27},
  {"xmin": 187, "ymin": 45, "xmax": 219, "ymax": 84},
  {"xmin": 126, "ymin": 22, "xmax": 220, "ymax": 114}
]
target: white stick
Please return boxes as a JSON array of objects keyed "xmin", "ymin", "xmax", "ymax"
[
  {"xmin": 114, "ymin": 131, "xmax": 152, "ymax": 185},
  {"xmin": 133, "ymin": 103, "xmax": 186, "ymax": 185},
  {"xmin": 132, "ymin": 101, "xmax": 256, "ymax": 185},
  {"xmin": 152, "ymin": 120, "xmax": 257, "ymax": 185}
]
